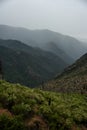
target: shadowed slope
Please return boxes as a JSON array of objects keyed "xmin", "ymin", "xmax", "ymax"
[{"xmin": 0, "ymin": 39, "xmax": 67, "ymax": 87}]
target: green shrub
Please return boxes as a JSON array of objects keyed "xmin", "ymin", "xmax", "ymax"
[
  {"xmin": 0, "ymin": 114, "xmax": 25, "ymax": 130},
  {"xmin": 12, "ymin": 103, "xmax": 31, "ymax": 118}
]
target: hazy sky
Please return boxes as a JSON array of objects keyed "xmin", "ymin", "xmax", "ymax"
[{"xmin": 0, "ymin": 0, "xmax": 87, "ymax": 40}]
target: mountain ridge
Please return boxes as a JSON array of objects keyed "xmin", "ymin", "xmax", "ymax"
[
  {"xmin": 0, "ymin": 39, "xmax": 67, "ymax": 87},
  {"xmin": 0, "ymin": 24, "xmax": 87, "ymax": 64}
]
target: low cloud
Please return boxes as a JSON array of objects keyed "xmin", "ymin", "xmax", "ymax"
[
  {"xmin": 78, "ymin": 0, "xmax": 87, "ymax": 4},
  {"xmin": 0, "ymin": 0, "xmax": 9, "ymax": 3},
  {"xmin": 0, "ymin": 0, "xmax": 5, "ymax": 2},
  {"xmin": 0, "ymin": 0, "xmax": 87, "ymax": 40}
]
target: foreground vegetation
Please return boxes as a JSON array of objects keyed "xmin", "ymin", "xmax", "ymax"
[{"xmin": 0, "ymin": 80, "xmax": 87, "ymax": 130}]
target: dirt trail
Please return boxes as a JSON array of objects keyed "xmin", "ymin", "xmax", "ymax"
[
  {"xmin": 0, "ymin": 108, "xmax": 12, "ymax": 117},
  {"xmin": 25, "ymin": 115, "xmax": 49, "ymax": 130}
]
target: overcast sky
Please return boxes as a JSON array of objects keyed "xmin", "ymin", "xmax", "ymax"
[{"xmin": 0, "ymin": 0, "xmax": 87, "ymax": 40}]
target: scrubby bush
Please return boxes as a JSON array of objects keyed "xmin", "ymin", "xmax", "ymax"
[
  {"xmin": 0, "ymin": 114, "xmax": 25, "ymax": 130},
  {"xmin": 0, "ymin": 80, "xmax": 87, "ymax": 130},
  {"xmin": 12, "ymin": 103, "xmax": 31, "ymax": 118}
]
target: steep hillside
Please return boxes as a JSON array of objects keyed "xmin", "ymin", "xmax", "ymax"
[
  {"xmin": 0, "ymin": 25, "xmax": 87, "ymax": 63},
  {"xmin": 0, "ymin": 39, "xmax": 67, "ymax": 87},
  {"xmin": 41, "ymin": 53, "xmax": 87, "ymax": 94},
  {"xmin": 0, "ymin": 80, "xmax": 87, "ymax": 130},
  {"xmin": 41, "ymin": 42, "xmax": 74, "ymax": 64}
]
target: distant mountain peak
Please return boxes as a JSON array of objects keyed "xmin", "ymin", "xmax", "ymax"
[{"xmin": 0, "ymin": 24, "xmax": 87, "ymax": 61}]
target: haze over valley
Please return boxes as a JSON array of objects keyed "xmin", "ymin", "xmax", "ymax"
[
  {"xmin": 0, "ymin": 25, "xmax": 87, "ymax": 87},
  {"xmin": 0, "ymin": 0, "xmax": 87, "ymax": 130}
]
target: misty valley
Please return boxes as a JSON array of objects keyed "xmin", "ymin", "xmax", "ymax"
[{"xmin": 0, "ymin": 25, "xmax": 87, "ymax": 130}]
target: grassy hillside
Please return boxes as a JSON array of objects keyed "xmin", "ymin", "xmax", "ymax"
[
  {"xmin": 0, "ymin": 80, "xmax": 87, "ymax": 130},
  {"xmin": 41, "ymin": 53, "xmax": 87, "ymax": 94},
  {"xmin": 0, "ymin": 39, "xmax": 67, "ymax": 87}
]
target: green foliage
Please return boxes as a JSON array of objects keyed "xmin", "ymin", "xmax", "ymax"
[
  {"xmin": 0, "ymin": 80, "xmax": 87, "ymax": 130},
  {"xmin": 12, "ymin": 103, "xmax": 31, "ymax": 117},
  {"xmin": 0, "ymin": 114, "xmax": 25, "ymax": 130}
]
